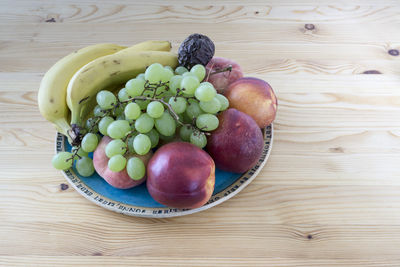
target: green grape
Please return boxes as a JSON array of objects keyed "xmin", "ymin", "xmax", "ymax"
[
  {"xmin": 146, "ymin": 101, "xmax": 164, "ymax": 119},
  {"xmin": 168, "ymin": 97, "xmax": 187, "ymax": 114},
  {"xmin": 133, "ymin": 134, "xmax": 151, "ymax": 155},
  {"xmin": 81, "ymin": 133, "xmax": 99, "ymax": 152},
  {"xmin": 52, "ymin": 152, "xmax": 73, "ymax": 170},
  {"xmin": 161, "ymin": 68, "xmax": 174, "ymax": 83},
  {"xmin": 199, "ymin": 97, "xmax": 221, "ymax": 114},
  {"xmin": 175, "ymin": 66, "xmax": 188, "ymax": 75},
  {"xmin": 215, "ymin": 94, "xmax": 229, "ymax": 111},
  {"xmin": 169, "ymin": 75, "xmax": 183, "ymax": 94},
  {"xmin": 124, "ymin": 102, "xmax": 141, "ymax": 120},
  {"xmin": 96, "ymin": 90, "xmax": 116, "ymax": 109},
  {"xmin": 162, "ymin": 91, "xmax": 175, "ymax": 103},
  {"xmin": 136, "ymin": 99, "xmax": 150, "ymax": 110},
  {"xmin": 76, "ymin": 156, "xmax": 95, "ymax": 177},
  {"xmin": 135, "ymin": 113, "xmax": 154, "ymax": 133},
  {"xmin": 105, "ymin": 139, "xmax": 127, "ymax": 158},
  {"xmin": 93, "ymin": 105, "xmax": 104, "ymax": 117},
  {"xmin": 72, "ymin": 146, "xmax": 89, "ymax": 160},
  {"xmin": 118, "ymin": 88, "xmax": 130, "ymax": 102},
  {"xmin": 159, "ymin": 133, "xmax": 176, "ymax": 142},
  {"xmin": 145, "ymin": 63, "xmax": 164, "ymax": 83},
  {"xmin": 196, "ymin": 114, "xmax": 219, "ymax": 131},
  {"xmin": 155, "ymin": 111, "xmax": 176, "ymax": 136},
  {"xmin": 182, "ymin": 71, "xmax": 199, "ymax": 80},
  {"xmin": 107, "ymin": 120, "xmax": 131, "ymax": 139},
  {"xmin": 99, "ymin": 120, "xmax": 112, "ymax": 135},
  {"xmin": 195, "ymin": 82, "xmax": 216, "ymax": 102},
  {"xmin": 155, "ymin": 85, "xmax": 169, "ymax": 97},
  {"xmin": 190, "ymin": 64, "xmax": 206, "ymax": 81},
  {"xmin": 125, "ymin": 78, "xmax": 145, "ymax": 97},
  {"xmin": 99, "ymin": 116, "xmax": 114, "ymax": 135},
  {"xmin": 179, "ymin": 125, "xmax": 193, "ymax": 142},
  {"xmin": 145, "ymin": 129, "xmax": 159, "ymax": 148},
  {"xmin": 180, "ymin": 76, "xmax": 200, "ymax": 95},
  {"xmin": 127, "ymin": 134, "xmax": 139, "ymax": 153},
  {"xmin": 190, "ymin": 132, "xmax": 207, "ymax": 148},
  {"xmin": 136, "ymin": 73, "xmax": 145, "ymax": 80},
  {"xmin": 164, "ymin": 66, "xmax": 174, "ymax": 73},
  {"xmin": 186, "ymin": 101, "xmax": 203, "ymax": 119},
  {"xmin": 85, "ymin": 117, "xmax": 98, "ymax": 133},
  {"xmin": 108, "ymin": 154, "xmax": 126, "ymax": 172},
  {"xmin": 126, "ymin": 157, "xmax": 146, "ymax": 180}
]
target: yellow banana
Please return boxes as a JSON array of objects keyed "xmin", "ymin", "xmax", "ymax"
[
  {"xmin": 67, "ymin": 49, "xmax": 178, "ymax": 132},
  {"xmin": 38, "ymin": 43, "xmax": 126, "ymax": 140},
  {"xmin": 73, "ymin": 40, "xmax": 172, "ymax": 123}
]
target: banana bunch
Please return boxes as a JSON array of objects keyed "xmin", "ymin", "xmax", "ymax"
[{"xmin": 38, "ymin": 41, "xmax": 178, "ymax": 144}]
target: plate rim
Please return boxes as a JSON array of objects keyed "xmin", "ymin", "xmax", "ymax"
[{"xmin": 56, "ymin": 124, "xmax": 273, "ymax": 218}]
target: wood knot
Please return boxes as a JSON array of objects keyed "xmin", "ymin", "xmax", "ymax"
[
  {"xmin": 255, "ymin": 11, "xmax": 259, "ymax": 14},
  {"xmin": 362, "ymin": 70, "xmax": 382, "ymax": 74},
  {"xmin": 329, "ymin": 147, "xmax": 344, "ymax": 153},
  {"xmin": 60, "ymin": 183, "xmax": 69, "ymax": 191},
  {"xmin": 388, "ymin": 49, "xmax": 399, "ymax": 56},
  {"xmin": 92, "ymin": 252, "xmax": 102, "ymax": 256},
  {"xmin": 307, "ymin": 234, "xmax": 313, "ymax": 240},
  {"xmin": 45, "ymin": 18, "xmax": 56, "ymax": 23},
  {"xmin": 304, "ymin": 24, "xmax": 315, "ymax": 30}
]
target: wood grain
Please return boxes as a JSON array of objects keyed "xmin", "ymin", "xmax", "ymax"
[
  {"xmin": 1, "ymin": 0, "xmax": 400, "ymax": 266},
  {"xmin": 2, "ymin": 3, "xmax": 400, "ymax": 24}
]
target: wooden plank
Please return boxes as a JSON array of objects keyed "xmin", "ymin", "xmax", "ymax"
[
  {"xmin": 1, "ymin": 256, "xmax": 400, "ymax": 267},
  {"xmin": 1, "ymin": 23, "xmax": 399, "ymax": 45},
  {"xmin": 2, "ymin": 182, "xmax": 400, "ymax": 225},
  {"xmin": 1, "ymin": 221, "xmax": 400, "ymax": 259},
  {"xmin": 1, "ymin": 3, "xmax": 400, "ymax": 24}
]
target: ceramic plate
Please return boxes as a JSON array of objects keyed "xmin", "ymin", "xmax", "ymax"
[{"xmin": 56, "ymin": 124, "xmax": 273, "ymax": 218}]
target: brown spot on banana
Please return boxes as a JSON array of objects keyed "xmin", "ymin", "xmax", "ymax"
[
  {"xmin": 113, "ymin": 60, "xmax": 120, "ymax": 64},
  {"xmin": 81, "ymin": 66, "xmax": 94, "ymax": 73},
  {"xmin": 110, "ymin": 71, "xmax": 120, "ymax": 76},
  {"xmin": 78, "ymin": 96, "xmax": 90, "ymax": 104}
]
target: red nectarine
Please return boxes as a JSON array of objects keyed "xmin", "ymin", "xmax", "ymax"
[
  {"xmin": 147, "ymin": 142, "xmax": 215, "ymax": 209},
  {"xmin": 224, "ymin": 77, "xmax": 277, "ymax": 128},
  {"xmin": 206, "ymin": 108, "xmax": 264, "ymax": 173}
]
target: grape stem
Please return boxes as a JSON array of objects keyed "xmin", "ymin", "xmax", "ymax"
[
  {"xmin": 209, "ymin": 65, "xmax": 232, "ymax": 76},
  {"xmin": 205, "ymin": 64, "xmax": 232, "ymax": 83}
]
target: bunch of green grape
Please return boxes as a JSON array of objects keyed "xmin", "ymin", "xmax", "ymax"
[{"xmin": 52, "ymin": 63, "xmax": 229, "ymax": 179}]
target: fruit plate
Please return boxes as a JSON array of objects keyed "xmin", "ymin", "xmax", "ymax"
[{"xmin": 56, "ymin": 125, "xmax": 273, "ymax": 218}]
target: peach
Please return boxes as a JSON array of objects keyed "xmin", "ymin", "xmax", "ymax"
[
  {"xmin": 205, "ymin": 57, "xmax": 243, "ymax": 93},
  {"xmin": 93, "ymin": 136, "xmax": 152, "ymax": 189},
  {"xmin": 147, "ymin": 142, "xmax": 215, "ymax": 209},
  {"xmin": 206, "ymin": 108, "xmax": 264, "ymax": 173},
  {"xmin": 224, "ymin": 77, "xmax": 277, "ymax": 128}
]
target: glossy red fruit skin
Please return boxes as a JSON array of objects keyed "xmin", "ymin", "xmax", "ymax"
[
  {"xmin": 224, "ymin": 77, "xmax": 278, "ymax": 128},
  {"xmin": 93, "ymin": 136, "xmax": 150, "ymax": 189},
  {"xmin": 147, "ymin": 142, "xmax": 215, "ymax": 209},
  {"xmin": 206, "ymin": 108, "xmax": 264, "ymax": 173}
]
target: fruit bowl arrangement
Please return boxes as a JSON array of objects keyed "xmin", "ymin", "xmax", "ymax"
[{"xmin": 40, "ymin": 34, "xmax": 277, "ymax": 217}]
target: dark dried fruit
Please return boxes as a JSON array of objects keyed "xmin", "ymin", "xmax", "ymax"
[{"xmin": 178, "ymin": 34, "xmax": 215, "ymax": 69}]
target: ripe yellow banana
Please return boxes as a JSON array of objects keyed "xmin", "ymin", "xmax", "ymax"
[
  {"xmin": 73, "ymin": 40, "xmax": 173, "ymax": 123},
  {"xmin": 38, "ymin": 43, "xmax": 126, "ymax": 140},
  {"xmin": 67, "ymin": 50, "xmax": 178, "ymax": 132}
]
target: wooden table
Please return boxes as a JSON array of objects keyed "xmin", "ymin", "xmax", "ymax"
[{"xmin": 1, "ymin": 0, "xmax": 400, "ymax": 266}]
